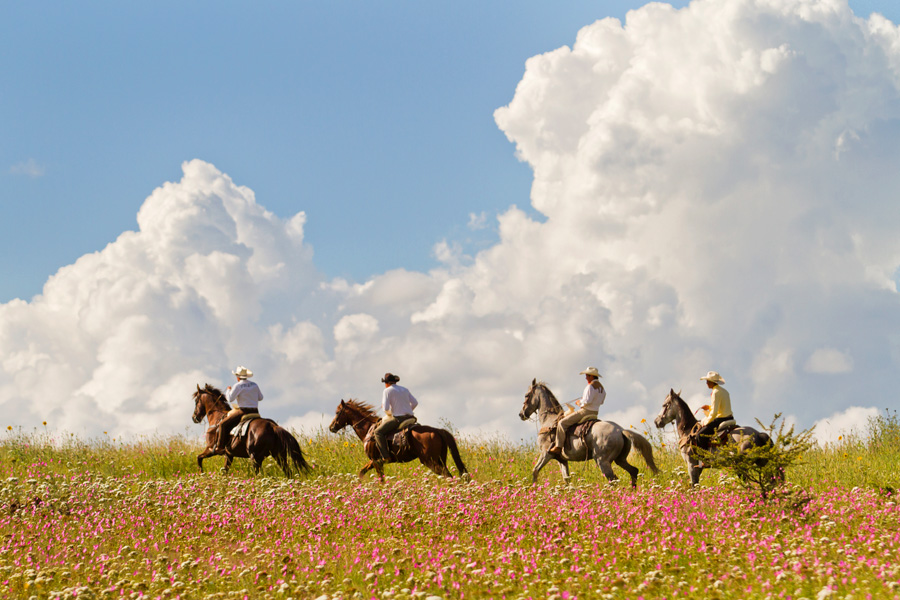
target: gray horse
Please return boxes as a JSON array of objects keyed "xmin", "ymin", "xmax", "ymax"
[
  {"xmin": 654, "ymin": 388, "xmax": 772, "ymax": 486},
  {"xmin": 518, "ymin": 379, "xmax": 659, "ymax": 486}
]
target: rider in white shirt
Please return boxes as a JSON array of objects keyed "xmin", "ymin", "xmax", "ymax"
[
  {"xmin": 215, "ymin": 366, "xmax": 263, "ymax": 452},
  {"xmin": 550, "ymin": 367, "xmax": 605, "ymax": 455},
  {"xmin": 373, "ymin": 372, "xmax": 418, "ymax": 462}
]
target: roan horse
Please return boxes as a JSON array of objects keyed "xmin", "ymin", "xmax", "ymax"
[
  {"xmin": 519, "ymin": 379, "xmax": 659, "ymax": 486},
  {"xmin": 653, "ymin": 388, "xmax": 772, "ymax": 486},
  {"xmin": 192, "ymin": 384, "xmax": 311, "ymax": 477},
  {"xmin": 329, "ymin": 399, "xmax": 469, "ymax": 482}
]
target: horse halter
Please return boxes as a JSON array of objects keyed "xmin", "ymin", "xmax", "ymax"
[
  {"xmin": 521, "ymin": 388, "xmax": 538, "ymax": 421},
  {"xmin": 333, "ymin": 402, "xmax": 373, "ymax": 433}
]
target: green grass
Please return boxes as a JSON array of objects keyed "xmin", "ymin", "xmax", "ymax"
[
  {"xmin": 0, "ymin": 412, "xmax": 897, "ymax": 600},
  {"xmin": 1, "ymin": 411, "xmax": 897, "ymax": 492}
]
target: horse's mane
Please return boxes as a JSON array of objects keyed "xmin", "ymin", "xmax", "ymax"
[
  {"xmin": 670, "ymin": 391, "xmax": 697, "ymax": 425},
  {"xmin": 534, "ymin": 381, "xmax": 563, "ymax": 412},
  {"xmin": 194, "ymin": 384, "xmax": 228, "ymax": 407},
  {"xmin": 344, "ymin": 398, "xmax": 379, "ymax": 420}
]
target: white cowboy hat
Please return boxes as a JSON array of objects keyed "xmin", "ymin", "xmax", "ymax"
[
  {"xmin": 700, "ymin": 371, "xmax": 725, "ymax": 385},
  {"xmin": 232, "ymin": 366, "xmax": 254, "ymax": 379},
  {"xmin": 579, "ymin": 367, "xmax": 602, "ymax": 378}
]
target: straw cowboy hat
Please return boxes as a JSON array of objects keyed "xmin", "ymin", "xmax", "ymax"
[
  {"xmin": 579, "ymin": 367, "xmax": 602, "ymax": 378},
  {"xmin": 381, "ymin": 372, "xmax": 400, "ymax": 384},
  {"xmin": 232, "ymin": 366, "xmax": 254, "ymax": 379},
  {"xmin": 700, "ymin": 371, "xmax": 725, "ymax": 385}
]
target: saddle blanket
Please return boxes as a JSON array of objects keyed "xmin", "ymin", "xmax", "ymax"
[
  {"xmin": 568, "ymin": 419, "xmax": 598, "ymax": 438},
  {"xmin": 539, "ymin": 419, "xmax": 600, "ymax": 437},
  {"xmin": 230, "ymin": 413, "xmax": 260, "ymax": 438}
]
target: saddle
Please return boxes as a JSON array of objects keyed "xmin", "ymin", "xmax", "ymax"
[
  {"xmin": 230, "ymin": 412, "xmax": 261, "ymax": 438},
  {"xmin": 540, "ymin": 416, "xmax": 600, "ymax": 458},
  {"xmin": 365, "ymin": 417, "xmax": 419, "ymax": 461},
  {"xmin": 689, "ymin": 419, "xmax": 738, "ymax": 448}
]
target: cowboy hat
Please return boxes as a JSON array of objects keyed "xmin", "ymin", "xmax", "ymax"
[
  {"xmin": 700, "ymin": 371, "xmax": 725, "ymax": 385},
  {"xmin": 381, "ymin": 372, "xmax": 400, "ymax": 384},
  {"xmin": 232, "ymin": 366, "xmax": 254, "ymax": 379},
  {"xmin": 579, "ymin": 367, "xmax": 602, "ymax": 378}
]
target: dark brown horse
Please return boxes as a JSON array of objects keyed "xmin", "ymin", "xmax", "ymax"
[
  {"xmin": 192, "ymin": 384, "xmax": 311, "ymax": 477},
  {"xmin": 329, "ymin": 399, "xmax": 469, "ymax": 482}
]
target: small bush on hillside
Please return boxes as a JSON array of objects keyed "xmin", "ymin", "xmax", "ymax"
[{"xmin": 698, "ymin": 413, "xmax": 816, "ymax": 503}]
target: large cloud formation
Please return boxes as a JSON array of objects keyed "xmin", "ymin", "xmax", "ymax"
[{"xmin": 2, "ymin": 0, "xmax": 899, "ymax": 441}]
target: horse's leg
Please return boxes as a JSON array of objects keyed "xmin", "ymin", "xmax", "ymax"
[
  {"xmin": 531, "ymin": 452, "xmax": 554, "ymax": 485},
  {"xmin": 374, "ymin": 459, "xmax": 385, "ymax": 483},
  {"xmin": 557, "ymin": 459, "xmax": 571, "ymax": 484},
  {"xmin": 613, "ymin": 436, "xmax": 638, "ymax": 489},
  {"xmin": 251, "ymin": 453, "xmax": 263, "ymax": 475},
  {"xmin": 196, "ymin": 448, "xmax": 218, "ymax": 473},
  {"xmin": 684, "ymin": 452, "xmax": 703, "ymax": 486},
  {"xmin": 614, "ymin": 455, "xmax": 639, "ymax": 489},
  {"xmin": 594, "ymin": 457, "xmax": 618, "ymax": 484},
  {"xmin": 222, "ymin": 454, "xmax": 234, "ymax": 474}
]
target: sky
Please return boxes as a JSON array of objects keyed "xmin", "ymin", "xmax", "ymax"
[{"xmin": 3, "ymin": 0, "xmax": 900, "ymax": 444}]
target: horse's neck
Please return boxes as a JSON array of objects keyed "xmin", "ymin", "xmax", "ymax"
[
  {"xmin": 674, "ymin": 400, "xmax": 697, "ymax": 437},
  {"xmin": 349, "ymin": 413, "xmax": 378, "ymax": 440},
  {"xmin": 205, "ymin": 395, "xmax": 230, "ymax": 425},
  {"xmin": 538, "ymin": 391, "xmax": 563, "ymax": 426}
]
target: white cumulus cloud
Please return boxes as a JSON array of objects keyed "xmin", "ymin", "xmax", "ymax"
[
  {"xmin": 812, "ymin": 406, "xmax": 881, "ymax": 445},
  {"xmin": 2, "ymin": 0, "xmax": 900, "ymax": 445}
]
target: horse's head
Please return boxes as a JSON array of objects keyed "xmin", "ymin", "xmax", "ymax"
[
  {"xmin": 329, "ymin": 400, "xmax": 350, "ymax": 433},
  {"xmin": 519, "ymin": 378, "xmax": 541, "ymax": 421},
  {"xmin": 192, "ymin": 384, "xmax": 207, "ymax": 424},
  {"xmin": 654, "ymin": 388, "xmax": 682, "ymax": 429}
]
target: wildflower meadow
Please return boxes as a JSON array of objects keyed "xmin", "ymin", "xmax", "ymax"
[{"xmin": 0, "ymin": 413, "xmax": 898, "ymax": 600}]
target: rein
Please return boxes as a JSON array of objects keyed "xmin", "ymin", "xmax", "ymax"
[{"xmin": 337, "ymin": 403, "xmax": 379, "ymax": 435}]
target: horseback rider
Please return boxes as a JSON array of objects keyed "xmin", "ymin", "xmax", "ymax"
[
  {"xmin": 373, "ymin": 373, "xmax": 418, "ymax": 464},
  {"xmin": 214, "ymin": 366, "xmax": 263, "ymax": 452},
  {"xmin": 693, "ymin": 370, "xmax": 733, "ymax": 451},
  {"xmin": 549, "ymin": 367, "xmax": 605, "ymax": 455}
]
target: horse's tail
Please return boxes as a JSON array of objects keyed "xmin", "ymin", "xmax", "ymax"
[
  {"xmin": 622, "ymin": 430, "xmax": 660, "ymax": 474},
  {"xmin": 438, "ymin": 429, "xmax": 469, "ymax": 478},
  {"xmin": 275, "ymin": 426, "xmax": 312, "ymax": 476}
]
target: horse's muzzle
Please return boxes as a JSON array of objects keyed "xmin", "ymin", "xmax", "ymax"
[
  {"xmin": 653, "ymin": 416, "xmax": 664, "ymax": 429},
  {"xmin": 192, "ymin": 415, "xmax": 201, "ymax": 424},
  {"xmin": 518, "ymin": 410, "xmax": 527, "ymax": 421}
]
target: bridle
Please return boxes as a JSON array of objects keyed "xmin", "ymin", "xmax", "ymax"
[{"xmin": 333, "ymin": 402, "xmax": 377, "ymax": 433}]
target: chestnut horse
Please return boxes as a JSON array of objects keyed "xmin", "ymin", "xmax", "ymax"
[
  {"xmin": 329, "ymin": 399, "xmax": 469, "ymax": 482},
  {"xmin": 191, "ymin": 384, "xmax": 311, "ymax": 477}
]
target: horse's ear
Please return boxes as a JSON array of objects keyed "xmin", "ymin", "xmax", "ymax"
[
  {"xmin": 677, "ymin": 389, "xmax": 682, "ymax": 397},
  {"xmin": 197, "ymin": 384, "xmax": 201, "ymax": 392},
  {"xmin": 669, "ymin": 388, "xmax": 675, "ymax": 395},
  {"xmin": 340, "ymin": 399, "xmax": 345, "ymax": 406},
  {"xmin": 531, "ymin": 378, "xmax": 537, "ymax": 386}
]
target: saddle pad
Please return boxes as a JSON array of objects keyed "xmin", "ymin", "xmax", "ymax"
[
  {"xmin": 567, "ymin": 419, "xmax": 599, "ymax": 438},
  {"xmin": 716, "ymin": 419, "xmax": 737, "ymax": 431},
  {"xmin": 397, "ymin": 417, "xmax": 418, "ymax": 430},
  {"xmin": 230, "ymin": 415, "xmax": 260, "ymax": 437}
]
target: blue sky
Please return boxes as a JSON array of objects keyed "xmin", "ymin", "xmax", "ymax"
[
  {"xmin": 3, "ymin": 0, "xmax": 900, "ymax": 438},
  {"xmin": 5, "ymin": 0, "xmax": 894, "ymax": 303}
]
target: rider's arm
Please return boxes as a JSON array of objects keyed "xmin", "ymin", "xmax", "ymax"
[
  {"xmin": 382, "ymin": 388, "xmax": 392, "ymax": 415},
  {"xmin": 408, "ymin": 391, "xmax": 418, "ymax": 411}
]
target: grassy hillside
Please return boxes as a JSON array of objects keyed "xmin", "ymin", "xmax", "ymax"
[{"xmin": 0, "ymin": 412, "xmax": 897, "ymax": 600}]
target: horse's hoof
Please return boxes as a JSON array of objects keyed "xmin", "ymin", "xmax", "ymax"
[{"xmin": 460, "ymin": 473, "xmax": 471, "ymax": 483}]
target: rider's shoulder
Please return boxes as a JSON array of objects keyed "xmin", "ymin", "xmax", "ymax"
[{"xmin": 590, "ymin": 380, "xmax": 602, "ymax": 390}]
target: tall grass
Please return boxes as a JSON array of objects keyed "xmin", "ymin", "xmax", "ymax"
[{"xmin": 1, "ymin": 411, "xmax": 898, "ymax": 493}]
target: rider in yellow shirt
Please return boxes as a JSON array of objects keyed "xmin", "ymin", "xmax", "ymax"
[{"xmin": 694, "ymin": 371, "xmax": 733, "ymax": 451}]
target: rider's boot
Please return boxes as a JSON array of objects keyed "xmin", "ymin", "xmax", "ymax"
[
  {"xmin": 214, "ymin": 424, "xmax": 230, "ymax": 453},
  {"xmin": 374, "ymin": 434, "xmax": 392, "ymax": 464}
]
